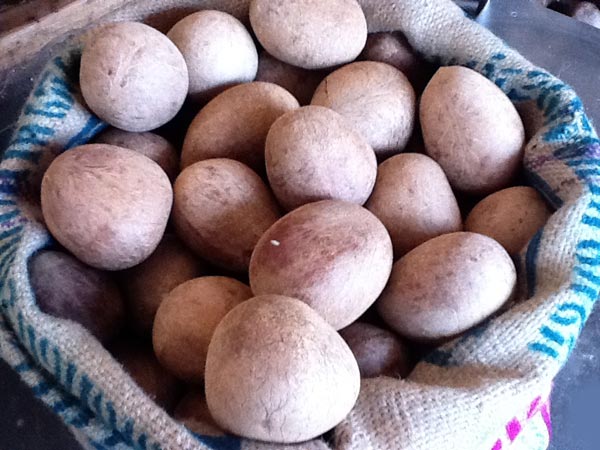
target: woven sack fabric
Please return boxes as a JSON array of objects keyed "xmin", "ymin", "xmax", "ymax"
[{"xmin": 0, "ymin": 1, "xmax": 598, "ymax": 449}]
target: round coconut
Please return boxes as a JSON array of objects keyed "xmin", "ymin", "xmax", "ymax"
[
  {"xmin": 265, "ymin": 106, "xmax": 377, "ymax": 211},
  {"xmin": 40, "ymin": 144, "xmax": 173, "ymax": 270},
  {"xmin": 255, "ymin": 50, "xmax": 326, "ymax": 105},
  {"xmin": 172, "ymin": 158, "xmax": 280, "ymax": 271},
  {"xmin": 339, "ymin": 321, "xmax": 412, "ymax": 378},
  {"xmin": 93, "ymin": 128, "xmax": 179, "ymax": 181},
  {"xmin": 120, "ymin": 234, "xmax": 205, "ymax": 336},
  {"xmin": 377, "ymin": 232, "xmax": 516, "ymax": 341},
  {"xmin": 249, "ymin": 200, "xmax": 393, "ymax": 330},
  {"xmin": 465, "ymin": 186, "xmax": 553, "ymax": 255},
  {"xmin": 80, "ymin": 22, "xmax": 188, "ymax": 132},
  {"xmin": 152, "ymin": 276, "xmax": 252, "ymax": 382},
  {"xmin": 29, "ymin": 250, "xmax": 125, "ymax": 345},
  {"xmin": 420, "ymin": 66, "xmax": 525, "ymax": 195},
  {"xmin": 205, "ymin": 295, "xmax": 360, "ymax": 443},
  {"xmin": 181, "ymin": 82, "xmax": 299, "ymax": 172},
  {"xmin": 311, "ymin": 61, "xmax": 415, "ymax": 158},
  {"xmin": 365, "ymin": 153, "xmax": 463, "ymax": 257},
  {"xmin": 249, "ymin": 0, "xmax": 367, "ymax": 69},
  {"xmin": 167, "ymin": 10, "xmax": 258, "ymax": 101}
]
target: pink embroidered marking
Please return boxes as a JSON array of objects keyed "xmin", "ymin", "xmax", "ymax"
[
  {"xmin": 490, "ymin": 391, "xmax": 552, "ymax": 450},
  {"xmin": 506, "ymin": 418, "xmax": 522, "ymax": 441},
  {"xmin": 541, "ymin": 401, "xmax": 552, "ymax": 440},
  {"xmin": 527, "ymin": 396, "xmax": 541, "ymax": 419}
]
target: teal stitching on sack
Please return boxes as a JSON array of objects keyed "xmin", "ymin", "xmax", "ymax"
[
  {"xmin": 122, "ymin": 419, "xmax": 135, "ymax": 444},
  {"xmin": 11, "ymin": 136, "xmax": 49, "ymax": 147},
  {"xmin": 51, "ymin": 74, "xmax": 76, "ymax": 93},
  {"xmin": 571, "ymin": 283, "xmax": 597, "ymax": 301},
  {"xmin": 1, "ymin": 57, "xmax": 75, "ymax": 180},
  {"xmin": 106, "ymin": 402, "xmax": 117, "ymax": 429},
  {"xmin": 72, "ymin": 409, "xmax": 93, "ymax": 428},
  {"xmin": 581, "ymin": 214, "xmax": 600, "ymax": 227},
  {"xmin": 17, "ymin": 311, "xmax": 25, "ymax": 341},
  {"xmin": 90, "ymin": 441, "xmax": 108, "ymax": 450},
  {"xmin": 1, "ymin": 261, "xmax": 18, "ymax": 297},
  {"xmin": 32, "ymin": 380, "xmax": 51, "ymax": 396},
  {"xmin": 507, "ymin": 89, "xmax": 532, "ymax": 101},
  {"xmin": 528, "ymin": 188, "xmax": 600, "ymax": 360},
  {"xmin": 550, "ymin": 313, "xmax": 578, "ymax": 326},
  {"xmin": 137, "ymin": 434, "xmax": 148, "ymax": 449},
  {"xmin": 14, "ymin": 362, "xmax": 31, "ymax": 372},
  {"xmin": 24, "ymin": 106, "xmax": 67, "ymax": 119},
  {"xmin": 558, "ymin": 302, "xmax": 587, "ymax": 323},
  {"xmin": 0, "ymin": 317, "xmax": 135, "ymax": 449},
  {"xmin": 0, "ymin": 184, "xmax": 18, "ymax": 195},
  {"xmin": 27, "ymin": 324, "xmax": 38, "ymax": 359},
  {"xmin": 499, "ymin": 68, "xmax": 522, "ymax": 75},
  {"xmin": 80, "ymin": 375, "xmax": 93, "ymax": 407},
  {"xmin": 50, "ymin": 85, "xmax": 74, "ymax": 104},
  {"xmin": 65, "ymin": 362, "xmax": 76, "ymax": 390},
  {"xmin": 34, "ymin": 73, "xmax": 51, "ymax": 97},
  {"xmin": 0, "ymin": 225, "xmax": 23, "ymax": 241},
  {"xmin": 482, "ymin": 63, "xmax": 496, "ymax": 78},
  {"xmin": 39, "ymin": 337, "xmax": 49, "ymax": 364},
  {"xmin": 103, "ymin": 431, "xmax": 122, "ymax": 446},
  {"xmin": 423, "ymin": 319, "xmax": 491, "ymax": 367},
  {"xmin": 527, "ymin": 343, "xmax": 559, "ymax": 359},
  {"xmin": 570, "ymin": 169, "xmax": 600, "ymax": 179},
  {"xmin": 3, "ymin": 285, "xmax": 162, "ymax": 449},
  {"xmin": 52, "ymin": 399, "xmax": 75, "ymax": 414},
  {"xmin": 527, "ymin": 70, "xmax": 551, "ymax": 79},
  {"xmin": 0, "ymin": 210, "xmax": 19, "ymax": 222},
  {"xmin": 528, "ymin": 178, "xmax": 600, "ymax": 359},
  {"xmin": 574, "ymin": 265, "xmax": 600, "ymax": 283},
  {"xmin": 53, "ymin": 346, "xmax": 62, "ymax": 380},
  {"xmin": 544, "ymin": 96, "xmax": 560, "ymax": 117},
  {"xmin": 66, "ymin": 115, "xmax": 107, "ymax": 149},
  {"xmin": 494, "ymin": 78, "xmax": 507, "ymax": 89},
  {"xmin": 92, "ymin": 392, "xmax": 103, "ymax": 416},
  {"xmin": 5, "ymin": 277, "xmax": 17, "ymax": 307},
  {"xmin": 8, "ymin": 253, "xmax": 161, "ymax": 449},
  {"xmin": 3, "ymin": 149, "xmax": 42, "ymax": 163},
  {"xmin": 539, "ymin": 326, "xmax": 565, "ymax": 345},
  {"xmin": 0, "ymin": 235, "xmax": 22, "ymax": 256},
  {"xmin": 44, "ymin": 99, "xmax": 72, "ymax": 111},
  {"xmin": 53, "ymin": 56, "xmax": 68, "ymax": 73},
  {"xmin": 0, "ymin": 258, "xmax": 16, "ymax": 293},
  {"xmin": 16, "ymin": 124, "xmax": 54, "ymax": 137}
]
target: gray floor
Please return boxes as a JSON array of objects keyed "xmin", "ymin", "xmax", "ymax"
[
  {"xmin": 1, "ymin": 32, "xmax": 599, "ymax": 450},
  {"xmin": 0, "ymin": 359, "xmax": 82, "ymax": 450}
]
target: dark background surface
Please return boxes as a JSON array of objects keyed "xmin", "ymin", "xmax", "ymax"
[{"xmin": 1, "ymin": 5, "xmax": 600, "ymax": 450}]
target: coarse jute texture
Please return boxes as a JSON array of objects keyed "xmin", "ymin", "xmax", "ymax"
[{"xmin": 0, "ymin": 1, "xmax": 597, "ymax": 449}]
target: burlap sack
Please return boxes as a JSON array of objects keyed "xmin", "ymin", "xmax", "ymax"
[{"xmin": 0, "ymin": 1, "xmax": 597, "ymax": 449}]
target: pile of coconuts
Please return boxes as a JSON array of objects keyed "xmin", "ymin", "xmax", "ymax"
[{"xmin": 32, "ymin": 0, "xmax": 553, "ymax": 445}]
